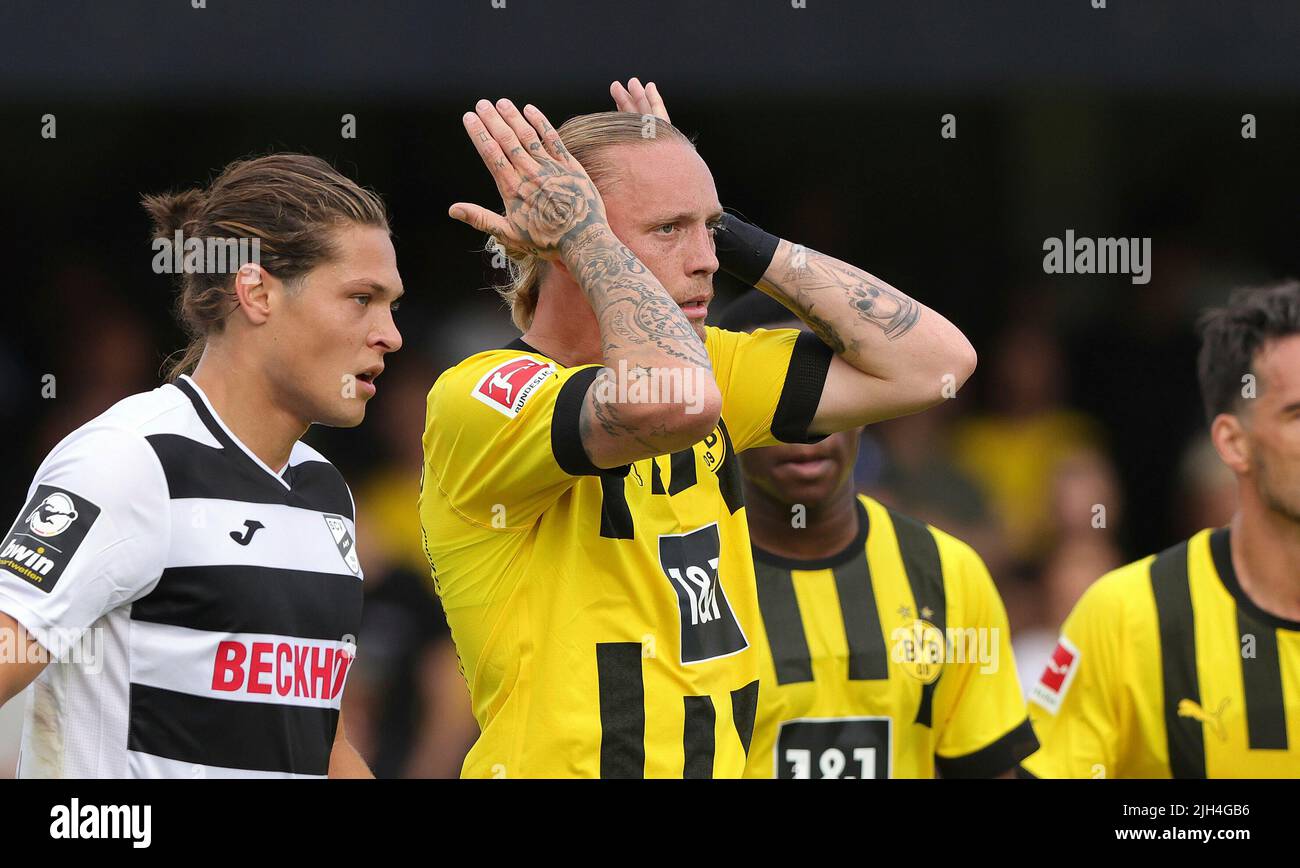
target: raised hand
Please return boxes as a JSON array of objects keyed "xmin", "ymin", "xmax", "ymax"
[
  {"xmin": 449, "ymin": 99, "xmax": 606, "ymax": 260},
  {"xmin": 609, "ymin": 77, "xmax": 670, "ymax": 123}
]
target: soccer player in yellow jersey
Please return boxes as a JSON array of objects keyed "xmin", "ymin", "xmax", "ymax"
[
  {"xmin": 719, "ymin": 292, "xmax": 1036, "ymax": 779},
  {"xmin": 1022, "ymin": 282, "xmax": 1300, "ymax": 779},
  {"xmin": 421, "ymin": 81, "xmax": 977, "ymax": 777}
]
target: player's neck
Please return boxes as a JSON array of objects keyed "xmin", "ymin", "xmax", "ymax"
[
  {"xmin": 744, "ymin": 482, "xmax": 860, "ymax": 562},
  {"xmin": 522, "ymin": 281, "xmax": 602, "ymax": 366},
  {"xmin": 188, "ymin": 356, "xmax": 307, "ymax": 475},
  {"xmin": 1230, "ymin": 503, "xmax": 1300, "ymax": 622}
]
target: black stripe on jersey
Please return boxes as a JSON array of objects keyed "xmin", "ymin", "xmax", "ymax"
[
  {"xmin": 714, "ymin": 419, "xmax": 745, "ymax": 514},
  {"xmin": 650, "ymin": 456, "xmax": 666, "ymax": 494},
  {"xmin": 146, "ymin": 434, "xmax": 354, "ymax": 518},
  {"xmin": 752, "ymin": 500, "xmax": 874, "ymax": 684},
  {"xmin": 131, "ymin": 565, "xmax": 363, "ymax": 642},
  {"xmin": 598, "ymin": 475, "xmax": 636, "ymax": 540},
  {"xmin": 834, "ymin": 544, "xmax": 890, "ymax": 681},
  {"xmin": 1237, "ymin": 608, "xmax": 1289, "ymax": 750},
  {"xmin": 935, "ymin": 718, "xmax": 1039, "ymax": 779},
  {"xmin": 596, "ymin": 642, "xmax": 645, "ymax": 779},
  {"xmin": 753, "ymin": 560, "xmax": 814, "ymax": 684},
  {"xmin": 550, "ymin": 366, "xmax": 633, "ymax": 479},
  {"xmin": 771, "ymin": 331, "xmax": 834, "ymax": 444},
  {"xmin": 889, "ymin": 509, "xmax": 947, "ymax": 729},
  {"xmin": 668, "ymin": 446, "xmax": 697, "ymax": 495},
  {"xmin": 174, "ymin": 376, "xmax": 241, "ymax": 453},
  {"xmin": 171, "ymin": 378, "xmax": 354, "ymax": 519},
  {"xmin": 730, "ymin": 679, "xmax": 760, "ymax": 757},
  {"xmin": 1150, "ymin": 539, "xmax": 1207, "ymax": 779},
  {"xmin": 682, "ymin": 695, "xmax": 716, "ymax": 779},
  {"xmin": 128, "ymin": 683, "xmax": 337, "ymax": 776},
  {"xmin": 1209, "ymin": 527, "xmax": 1293, "ymax": 749}
]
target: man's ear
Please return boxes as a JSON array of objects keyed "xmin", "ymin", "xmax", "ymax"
[
  {"xmin": 1210, "ymin": 412, "xmax": 1251, "ymax": 476},
  {"xmin": 232, "ymin": 263, "xmax": 272, "ymax": 325}
]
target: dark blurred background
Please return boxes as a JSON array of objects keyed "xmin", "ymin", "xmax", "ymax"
[{"xmin": 2, "ymin": 0, "xmax": 1297, "ymax": 775}]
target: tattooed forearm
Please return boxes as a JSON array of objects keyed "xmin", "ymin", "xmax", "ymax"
[
  {"xmin": 771, "ymin": 250, "xmax": 921, "ymax": 343},
  {"xmin": 580, "ymin": 370, "xmax": 679, "ymax": 454},
  {"xmin": 563, "ymin": 224, "xmax": 712, "ymax": 373}
]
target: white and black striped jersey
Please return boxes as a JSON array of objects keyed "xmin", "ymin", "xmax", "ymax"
[{"xmin": 0, "ymin": 374, "xmax": 363, "ymax": 778}]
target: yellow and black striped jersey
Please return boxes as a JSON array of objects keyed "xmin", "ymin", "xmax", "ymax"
[
  {"xmin": 746, "ymin": 494, "xmax": 1037, "ymax": 778},
  {"xmin": 419, "ymin": 326, "xmax": 832, "ymax": 778},
  {"xmin": 1022, "ymin": 527, "xmax": 1300, "ymax": 778}
]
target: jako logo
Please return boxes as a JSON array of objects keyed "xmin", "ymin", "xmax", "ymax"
[
  {"xmin": 1042, "ymin": 230, "xmax": 1151, "ymax": 285},
  {"xmin": 50, "ymin": 798, "xmax": 151, "ymax": 849}
]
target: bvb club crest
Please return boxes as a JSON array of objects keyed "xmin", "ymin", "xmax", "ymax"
[{"xmin": 893, "ymin": 618, "xmax": 944, "ymax": 684}]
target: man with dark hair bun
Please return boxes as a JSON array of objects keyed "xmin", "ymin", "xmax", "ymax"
[{"xmin": 0, "ymin": 153, "xmax": 402, "ymax": 778}]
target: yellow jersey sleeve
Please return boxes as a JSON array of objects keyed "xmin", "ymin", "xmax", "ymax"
[
  {"xmin": 1020, "ymin": 565, "xmax": 1140, "ymax": 779},
  {"xmin": 422, "ymin": 350, "xmax": 627, "ymax": 529},
  {"xmin": 931, "ymin": 535, "xmax": 1039, "ymax": 776},
  {"xmin": 705, "ymin": 325, "xmax": 834, "ymax": 453}
]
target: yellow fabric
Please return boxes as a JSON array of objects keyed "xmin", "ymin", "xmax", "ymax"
[
  {"xmin": 1022, "ymin": 528, "xmax": 1300, "ymax": 778},
  {"xmin": 419, "ymin": 327, "xmax": 806, "ymax": 778},
  {"xmin": 746, "ymin": 495, "xmax": 1030, "ymax": 778}
]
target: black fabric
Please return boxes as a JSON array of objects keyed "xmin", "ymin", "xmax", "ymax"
[
  {"xmin": 714, "ymin": 211, "xmax": 781, "ymax": 287},
  {"xmin": 596, "ymin": 642, "xmax": 646, "ymax": 779},
  {"xmin": 714, "ymin": 419, "xmax": 745, "ymax": 514},
  {"xmin": 753, "ymin": 559, "xmax": 815, "ymax": 686},
  {"xmin": 131, "ymin": 564, "xmax": 363, "ymax": 641},
  {"xmin": 129, "ymin": 684, "xmax": 338, "ymax": 776},
  {"xmin": 1150, "ymin": 539, "xmax": 1207, "ymax": 779},
  {"xmin": 935, "ymin": 718, "xmax": 1039, "ymax": 779},
  {"xmin": 682, "ymin": 695, "xmax": 717, "ymax": 779},
  {"xmin": 549, "ymin": 366, "xmax": 630, "ymax": 478},
  {"xmin": 730, "ymin": 679, "xmax": 760, "ymax": 757},
  {"xmin": 834, "ymin": 551, "xmax": 891, "ymax": 682},
  {"xmin": 771, "ymin": 331, "xmax": 834, "ymax": 444},
  {"xmin": 597, "ymin": 474, "xmax": 636, "ymax": 540},
  {"xmin": 889, "ymin": 508, "xmax": 947, "ymax": 729}
]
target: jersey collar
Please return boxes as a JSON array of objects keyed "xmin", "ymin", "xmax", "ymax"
[
  {"xmin": 1208, "ymin": 527, "xmax": 1300, "ymax": 632},
  {"xmin": 751, "ymin": 497, "xmax": 870, "ymax": 571},
  {"xmin": 173, "ymin": 374, "xmax": 293, "ymax": 491}
]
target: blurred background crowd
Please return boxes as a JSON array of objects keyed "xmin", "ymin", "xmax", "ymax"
[{"xmin": 1, "ymin": 0, "xmax": 1296, "ymax": 776}]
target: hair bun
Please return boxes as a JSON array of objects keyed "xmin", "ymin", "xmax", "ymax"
[{"xmin": 140, "ymin": 187, "xmax": 206, "ymax": 238}]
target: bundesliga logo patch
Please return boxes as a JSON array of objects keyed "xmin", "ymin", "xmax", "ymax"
[
  {"xmin": 472, "ymin": 356, "xmax": 555, "ymax": 418},
  {"xmin": 0, "ymin": 485, "xmax": 101, "ymax": 594},
  {"xmin": 1029, "ymin": 635, "xmax": 1081, "ymax": 715}
]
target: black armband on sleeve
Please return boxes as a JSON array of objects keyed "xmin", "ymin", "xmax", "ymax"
[
  {"xmin": 550, "ymin": 367, "xmax": 631, "ymax": 478},
  {"xmin": 934, "ymin": 718, "xmax": 1040, "ymax": 779},
  {"xmin": 714, "ymin": 212, "xmax": 781, "ymax": 287},
  {"xmin": 771, "ymin": 331, "xmax": 835, "ymax": 444}
]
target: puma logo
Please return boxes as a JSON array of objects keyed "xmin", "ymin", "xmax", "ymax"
[
  {"xmin": 229, "ymin": 520, "xmax": 265, "ymax": 546},
  {"xmin": 1177, "ymin": 697, "xmax": 1229, "ymax": 742}
]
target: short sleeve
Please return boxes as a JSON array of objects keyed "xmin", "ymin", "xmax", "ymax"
[
  {"xmin": 1019, "ymin": 570, "xmax": 1132, "ymax": 779},
  {"xmin": 705, "ymin": 326, "xmax": 833, "ymax": 453},
  {"xmin": 422, "ymin": 352, "xmax": 628, "ymax": 529},
  {"xmin": 0, "ymin": 425, "xmax": 170, "ymax": 655},
  {"xmin": 932, "ymin": 539, "xmax": 1039, "ymax": 777}
]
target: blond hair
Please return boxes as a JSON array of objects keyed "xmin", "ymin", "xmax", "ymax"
[{"xmin": 493, "ymin": 112, "xmax": 693, "ymax": 331}]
